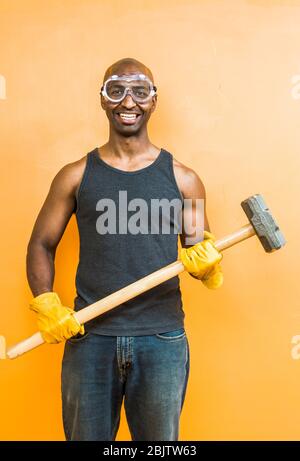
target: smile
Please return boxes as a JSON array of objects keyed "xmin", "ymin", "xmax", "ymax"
[{"xmin": 115, "ymin": 113, "xmax": 142, "ymax": 125}]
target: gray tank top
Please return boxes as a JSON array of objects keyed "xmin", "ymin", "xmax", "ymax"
[{"xmin": 74, "ymin": 147, "xmax": 184, "ymax": 335}]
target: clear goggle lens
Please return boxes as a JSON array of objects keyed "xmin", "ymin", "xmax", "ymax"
[
  {"xmin": 107, "ymin": 81, "xmax": 151, "ymax": 102},
  {"xmin": 101, "ymin": 74, "xmax": 156, "ymax": 103}
]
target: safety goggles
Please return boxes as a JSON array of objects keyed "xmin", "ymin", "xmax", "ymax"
[{"xmin": 100, "ymin": 73, "xmax": 157, "ymax": 104}]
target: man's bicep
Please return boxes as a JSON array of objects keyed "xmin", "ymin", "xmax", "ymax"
[
  {"xmin": 180, "ymin": 205, "xmax": 209, "ymax": 248},
  {"xmin": 179, "ymin": 169, "xmax": 210, "ymax": 248},
  {"xmin": 28, "ymin": 166, "xmax": 77, "ymax": 251}
]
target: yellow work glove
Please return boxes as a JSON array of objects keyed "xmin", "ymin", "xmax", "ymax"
[
  {"xmin": 29, "ymin": 292, "xmax": 84, "ymax": 344},
  {"xmin": 181, "ymin": 231, "xmax": 223, "ymax": 289},
  {"xmin": 201, "ymin": 260, "xmax": 223, "ymax": 289}
]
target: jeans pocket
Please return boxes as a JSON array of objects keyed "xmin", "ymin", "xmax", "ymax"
[
  {"xmin": 155, "ymin": 327, "xmax": 186, "ymax": 341},
  {"xmin": 67, "ymin": 331, "xmax": 90, "ymax": 344}
]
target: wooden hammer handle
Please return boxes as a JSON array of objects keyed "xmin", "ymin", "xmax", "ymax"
[{"xmin": 6, "ymin": 224, "xmax": 255, "ymax": 359}]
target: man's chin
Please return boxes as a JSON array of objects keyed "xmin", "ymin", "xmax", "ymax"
[
  {"xmin": 115, "ymin": 126, "xmax": 141, "ymax": 137},
  {"xmin": 111, "ymin": 119, "xmax": 143, "ymax": 135}
]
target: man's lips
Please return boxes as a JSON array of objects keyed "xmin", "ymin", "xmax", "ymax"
[{"xmin": 114, "ymin": 112, "xmax": 142, "ymax": 125}]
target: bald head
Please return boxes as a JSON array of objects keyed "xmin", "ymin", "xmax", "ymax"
[{"xmin": 103, "ymin": 57, "xmax": 155, "ymax": 85}]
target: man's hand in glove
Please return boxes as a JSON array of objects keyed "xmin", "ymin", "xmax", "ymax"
[
  {"xmin": 181, "ymin": 231, "xmax": 223, "ymax": 289},
  {"xmin": 30, "ymin": 292, "xmax": 84, "ymax": 343}
]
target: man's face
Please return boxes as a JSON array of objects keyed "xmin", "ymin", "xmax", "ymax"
[{"xmin": 100, "ymin": 67, "xmax": 157, "ymax": 137}]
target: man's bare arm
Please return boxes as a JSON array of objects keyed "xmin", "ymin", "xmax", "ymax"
[
  {"xmin": 173, "ymin": 158, "xmax": 223, "ymax": 287},
  {"xmin": 173, "ymin": 159, "xmax": 210, "ymax": 248},
  {"xmin": 26, "ymin": 158, "xmax": 86, "ymax": 297}
]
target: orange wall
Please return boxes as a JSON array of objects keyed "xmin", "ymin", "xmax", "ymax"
[{"xmin": 0, "ymin": 0, "xmax": 299, "ymax": 440}]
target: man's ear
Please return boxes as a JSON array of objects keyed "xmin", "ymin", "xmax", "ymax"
[
  {"xmin": 100, "ymin": 94, "xmax": 106, "ymax": 110},
  {"xmin": 150, "ymin": 94, "xmax": 158, "ymax": 113}
]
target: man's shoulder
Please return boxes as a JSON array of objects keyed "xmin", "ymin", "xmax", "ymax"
[
  {"xmin": 173, "ymin": 156, "xmax": 197, "ymax": 178},
  {"xmin": 172, "ymin": 156, "xmax": 206, "ymax": 198},
  {"xmin": 59, "ymin": 155, "xmax": 87, "ymax": 179},
  {"xmin": 50, "ymin": 154, "xmax": 88, "ymax": 195}
]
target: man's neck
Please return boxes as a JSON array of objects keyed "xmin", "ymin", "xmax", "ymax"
[{"xmin": 104, "ymin": 131, "xmax": 155, "ymax": 160}]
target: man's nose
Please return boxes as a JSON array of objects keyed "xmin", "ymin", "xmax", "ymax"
[{"xmin": 120, "ymin": 93, "xmax": 137, "ymax": 109}]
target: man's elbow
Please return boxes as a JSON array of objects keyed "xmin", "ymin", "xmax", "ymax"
[{"xmin": 26, "ymin": 237, "xmax": 56, "ymax": 259}]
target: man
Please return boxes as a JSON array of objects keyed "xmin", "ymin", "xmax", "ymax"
[{"xmin": 26, "ymin": 57, "xmax": 223, "ymax": 441}]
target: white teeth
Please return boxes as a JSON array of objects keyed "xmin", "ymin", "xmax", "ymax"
[{"xmin": 119, "ymin": 113, "xmax": 137, "ymax": 118}]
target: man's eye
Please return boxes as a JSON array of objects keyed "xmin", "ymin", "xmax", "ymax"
[
  {"xmin": 134, "ymin": 88, "xmax": 148, "ymax": 97},
  {"xmin": 107, "ymin": 85, "xmax": 124, "ymax": 96},
  {"xmin": 110, "ymin": 87, "xmax": 123, "ymax": 94}
]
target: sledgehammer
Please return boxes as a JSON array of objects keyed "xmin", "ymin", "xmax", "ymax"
[{"xmin": 0, "ymin": 194, "xmax": 285, "ymax": 360}]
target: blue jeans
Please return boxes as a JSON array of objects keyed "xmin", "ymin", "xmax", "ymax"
[{"xmin": 61, "ymin": 327, "xmax": 190, "ymax": 441}]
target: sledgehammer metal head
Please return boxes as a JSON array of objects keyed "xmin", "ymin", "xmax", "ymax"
[{"xmin": 241, "ymin": 194, "xmax": 286, "ymax": 253}]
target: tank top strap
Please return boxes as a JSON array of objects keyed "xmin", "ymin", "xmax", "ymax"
[
  {"xmin": 159, "ymin": 149, "xmax": 183, "ymax": 202},
  {"xmin": 75, "ymin": 149, "xmax": 97, "ymax": 214}
]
